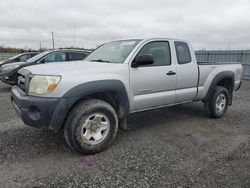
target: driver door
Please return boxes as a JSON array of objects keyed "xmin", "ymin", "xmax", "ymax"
[{"xmin": 130, "ymin": 41, "xmax": 177, "ymax": 112}]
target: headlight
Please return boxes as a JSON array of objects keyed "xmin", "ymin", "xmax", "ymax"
[
  {"xmin": 28, "ymin": 75, "xmax": 61, "ymax": 95},
  {"xmin": 1, "ymin": 65, "xmax": 20, "ymax": 71}
]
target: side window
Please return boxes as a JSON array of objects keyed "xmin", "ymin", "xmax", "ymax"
[
  {"xmin": 67, "ymin": 52, "xmax": 74, "ymax": 61},
  {"xmin": 44, "ymin": 52, "xmax": 66, "ymax": 63},
  {"xmin": 30, "ymin": 54, "xmax": 37, "ymax": 58},
  {"xmin": 67, "ymin": 52, "xmax": 87, "ymax": 61},
  {"xmin": 44, "ymin": 53, "xmax": 56, "ymax": 63},
  {"xmin": 27, "ymin": 54, "xmax": 32, "ymax": 59},
  {"xmin": 59, "ymin": 52, "xmax": 66, "ymax": 61},
  {"xmin": 136, "ymin": 41, "xmax": 171, "ymax": 66},
  {"xmin": 19, "ymin": 54, "xmax": 29, "ymax": 61},
  {"xmin": 74, "ymin": 52, "xmax": 87, "ymax": 60},
  {"xmin": 82, "ymin": 53, "xmax": 89, "ymax": 60},
  {"xmin": 174, "ymin": 42, "xmax": 191, "ymax": 64}
]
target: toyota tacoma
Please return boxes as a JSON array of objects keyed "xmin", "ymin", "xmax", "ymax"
[{"xmin": 11, "ymin": 38, "xmax": 243, "ymax": 154}]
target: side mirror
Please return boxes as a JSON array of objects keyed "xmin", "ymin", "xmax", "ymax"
[
  {"xmin": 16, "ymin": 58, "xmax": 21, "ymax": 62},
  {"xmin": 131, "ymin": 54, "xmax": 154, "ymax": 68}
]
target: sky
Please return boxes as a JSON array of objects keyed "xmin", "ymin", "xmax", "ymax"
[{"xmin": 0, "ymin": 0, "xmax": 250, "ymax": 50}]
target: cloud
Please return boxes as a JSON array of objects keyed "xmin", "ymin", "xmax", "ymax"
[{"xmin": 0, "ymin": 0, "xmax": 249, "ymax": 50}]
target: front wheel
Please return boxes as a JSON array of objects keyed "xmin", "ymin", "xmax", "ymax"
[
  {"xmin": 204, "ymin": 86, "xmax": 229, "ymax": 118},
  {"xmin": 64, "ymin": 99, "xmax": 118, "ymax": 154}
]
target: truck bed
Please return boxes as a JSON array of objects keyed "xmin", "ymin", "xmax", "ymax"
[
  {"xmin": 197, "ymin": 61, "xmax": 241, "ymax": 65},
  {"xmin": 195, "ymin": 62, "xmax": 243, "ymax": 100}
]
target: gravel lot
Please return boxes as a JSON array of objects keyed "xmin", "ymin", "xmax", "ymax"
[{"xmin": 0, "ymin": 81, "xmax": 249, "ymax": 188}]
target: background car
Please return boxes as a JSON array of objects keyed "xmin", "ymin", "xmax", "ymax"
[
  {"xmin": 0, "ymin": 52, "xmax": 39, "ymax": 66},
  {"xmin": 0, "ymin": 49, "xmax": 90, "ymax": 85}
]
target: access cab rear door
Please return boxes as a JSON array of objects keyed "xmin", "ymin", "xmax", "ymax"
[{"xmin": 174, "ymin": 41, "xmax": 199, "ymax": 103}]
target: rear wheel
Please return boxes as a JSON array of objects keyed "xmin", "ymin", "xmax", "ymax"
[
  {"xmin": 205, "ymin": 86, "xmax": 229, "ymax": 118},
  {"xmin": 64, "ymin": 99, "xmax": 118, "ymax": 154}
]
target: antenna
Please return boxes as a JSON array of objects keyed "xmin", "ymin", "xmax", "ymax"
[{"xmin": 74, "ymin": 22, "xmax": 76, "ymax": 47}]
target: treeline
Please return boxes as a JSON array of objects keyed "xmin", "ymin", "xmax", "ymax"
[{"xmin": 0, "ymin": 47, "xmax": 39, "ymax": 53}]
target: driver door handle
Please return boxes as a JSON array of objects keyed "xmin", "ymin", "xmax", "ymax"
[{"xmin": 166, "ymin": 71, "xmax": 176, "ymax": 76}]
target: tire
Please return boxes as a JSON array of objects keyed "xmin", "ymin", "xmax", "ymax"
[
  {"xmin": 204, "ymin": 86, "xmax": 229, "ymax": 118},
  {"xmin": 64, "ymin": 99, "xmax": 118, "ymax": 154}
]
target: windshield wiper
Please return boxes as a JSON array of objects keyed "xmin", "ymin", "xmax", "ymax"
[{"xmin": 91, "ymin": 59, "xmax": 110, "ymax": 63}]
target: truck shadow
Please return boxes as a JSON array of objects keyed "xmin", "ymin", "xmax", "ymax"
[
  {"xmin": 126, "ymin": 102, "xmax": 206, "ymax": 131},
  {"xmin": 0, "ymin": 102, "xmax": 206, "ymax": 161}
]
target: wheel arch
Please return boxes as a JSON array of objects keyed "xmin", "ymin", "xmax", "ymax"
[
  {"xmin": 63, "ymin": 79, "xmax": 129, "ymax": 118},
  {"xmin": 205, "ymin": 71, "xmax": 235, "ymax": 105}
]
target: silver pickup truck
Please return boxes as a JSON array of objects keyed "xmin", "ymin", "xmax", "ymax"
[{"xmin": 11, "ymin": 38, "xmax": 243, "ymax": 154}]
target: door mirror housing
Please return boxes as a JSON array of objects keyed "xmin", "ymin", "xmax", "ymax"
[{"xmin": 132, "ymin": 54, "xmax": 154, "ymax": 68}]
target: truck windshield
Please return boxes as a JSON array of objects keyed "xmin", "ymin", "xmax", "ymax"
[
  {"xmin": 85, "ymin": 40, "xmax": 140, "ymax": 63},
  {"xmin": 26, "ymin": 51, "xmax": 50, "ymax": 63}
]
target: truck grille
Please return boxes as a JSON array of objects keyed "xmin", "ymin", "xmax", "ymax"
[
  {"xmin": 16, "ymin": 69, "xmax": 32, "ymax": 93},
  {"xmin": 17, "ymin": 74, "xmax": 26, "ymax": 92}
]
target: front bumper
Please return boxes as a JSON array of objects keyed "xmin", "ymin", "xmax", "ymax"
[{"xmin": 11, "ymin": 86, "xmax": 77, "ymax": 130}]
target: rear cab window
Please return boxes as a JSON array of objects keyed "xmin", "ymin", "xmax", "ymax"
[{"xmin": 174, "ymin": 41, "xmax": 191, "ymax": 64}]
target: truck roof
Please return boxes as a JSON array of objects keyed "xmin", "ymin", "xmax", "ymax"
[{"xmin": 108, "ymin": 37, "xmax": 189, "ymax": 43}]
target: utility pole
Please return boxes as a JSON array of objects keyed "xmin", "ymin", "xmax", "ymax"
[
  {"xmin": 52, "ymin": 32, "xmax": 55, "ymax": 49},
  {"xmin": 74, "ymin": 22, "xmax": 76, "ymax": 47}
]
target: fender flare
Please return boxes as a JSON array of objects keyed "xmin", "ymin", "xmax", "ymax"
[
  {"xmin": 63, "ymin": 79, "xmax": 130, "ymax": 114},
  {"xmin": 205, "ymin": 71, "xmax": 235, "ymax": 103}
]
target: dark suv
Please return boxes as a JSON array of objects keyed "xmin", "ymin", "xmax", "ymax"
[
  {"xmin": 0, "ymin": 52, "xmax": 39, "ymax": 66},
  {"xmin": 0, "ymin": 49, "xmax": 90, "ymax": 85}
]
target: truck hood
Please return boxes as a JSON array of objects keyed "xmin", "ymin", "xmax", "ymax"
[{"xmin": 21, "ymin": 61, "xmax": 123, "ymax": 75}]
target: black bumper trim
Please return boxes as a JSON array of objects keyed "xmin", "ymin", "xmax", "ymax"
[{"xmin": 11, "ymin": 86, "xmax": 77, "ymax": 130}]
